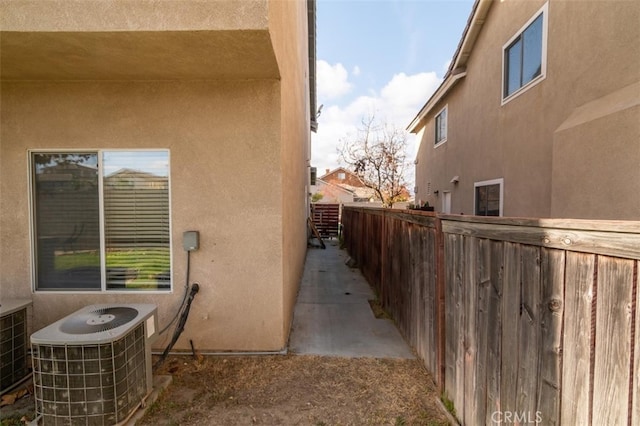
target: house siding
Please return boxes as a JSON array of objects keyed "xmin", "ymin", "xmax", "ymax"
[{"xmin": 414, "ymin": 0, "xmax": 640, "ymax": 219}]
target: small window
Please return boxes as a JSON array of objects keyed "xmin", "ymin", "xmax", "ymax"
[
  {"xmin": 474, "ymin": 179, "xmax": 503, "ymax": 216},
  {"xmin": 435, "ymin": 106, "xmax": 447, "ymax": 146},
  {"xmin": 338, "ymin": 172, "xmax": 346, "ymax": 180},
  {"xmin": 503, "ymin": 3, "xmax": 547, "ymax": 101},
  {"xmin": 31, "ymin": 150, "xmax": 171, "ymax": 292}
]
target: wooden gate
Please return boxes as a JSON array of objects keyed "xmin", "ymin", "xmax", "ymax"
[{"xmin": 310, "ymin": 204, "xmax": 340, "ymax": 238}]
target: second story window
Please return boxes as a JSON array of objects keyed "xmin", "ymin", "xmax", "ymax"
[
  {"xmin": 503, "ymin": 3, "xmax": 547, "ymax": 102},
  {"xmin": 435, "ymin": 106, "xmax": 447, "ymax": 146}
]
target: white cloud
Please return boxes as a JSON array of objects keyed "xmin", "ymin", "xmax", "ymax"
[
  {"xmin": 312, "ymin": 70, "xmax": 442, "ymax": 186},
  {"xmin": 352, "ymin": 65, "xmax": 361, "ymax": 76},
  {"xmin": 316, "ymin": 60, "xmax": 352, "ymax": 100}
]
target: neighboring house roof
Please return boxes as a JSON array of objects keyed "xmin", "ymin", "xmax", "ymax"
[
  {"xmin": 407, "ymin": 0, "xmax": 492, "ymax": 134},
  {"xmin": 319, "ymin": 167, "xmax": 368, "ymax": 187}
]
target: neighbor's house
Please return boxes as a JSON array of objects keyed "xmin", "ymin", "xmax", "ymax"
[
  {"xmin": 310, "ymin": 167, "xmax": 376, "ymax": 204},
  {"xmin": 409, "ymin": 0, "xmax": 639, "ymax": 219},
  {"xmin": 0, "ymin": 0, "xmax": 317, "ymax": 352}
]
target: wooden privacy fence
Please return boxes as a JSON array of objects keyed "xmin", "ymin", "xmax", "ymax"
[{"xmin": 342, "ymin": 206, "xmax": 640, "ymax": 426}]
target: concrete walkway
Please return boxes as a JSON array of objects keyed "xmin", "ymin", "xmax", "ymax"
[{"xmin": 288, "ymin": 240, "xmax": 415, "ymax": 359}]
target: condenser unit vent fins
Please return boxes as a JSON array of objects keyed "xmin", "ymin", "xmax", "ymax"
[
  {"xmin": 0, "ymin": 299, "xmax": 31, "ymax": 392},
  {"xmin": 32, "ymin": 323, "xmax": 147, "ymax": 425},
  {"xmin": 30, "ymin": 303, "xmax": 157, "ymax": 425}
]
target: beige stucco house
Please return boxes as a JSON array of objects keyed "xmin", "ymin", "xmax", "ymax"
[
  {"xmin": 0, "ymin": 0, "xmax": 316, "ymax": 352},
  {"xmin": 410, "ymin": 0, "xmax": 640, "ymax": 220}
]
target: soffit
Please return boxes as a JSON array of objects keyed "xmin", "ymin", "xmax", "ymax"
[{"xmin": 0, "ymin": 30, "xmax": 280, "ymax": 80}]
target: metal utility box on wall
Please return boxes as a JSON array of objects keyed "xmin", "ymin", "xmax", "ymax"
[{"xmin": 183, "ymin": 231, "xmax": 199, "ymax": 251}]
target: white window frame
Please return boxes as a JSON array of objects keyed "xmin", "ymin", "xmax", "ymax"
[
  {"xmin": 28, "ymin": 149, "xmax": 173, "ymax": 294},
  {"xmin": 473, "ymin": 178, "xmax": 504, "ymax": 217},
  {"xmin": 434, "ymin": 105, "xmax": 448, "ymax": 147},
  {"xmin": 501, "ymin": 2, "xmax": 548, "ymax": 105}
]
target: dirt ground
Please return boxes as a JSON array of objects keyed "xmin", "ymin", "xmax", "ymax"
[
  {"xmin": 0, "ymin": 354, "xmax": 450, "ymax": 426},
  {"xmin": 140, "ymin": 354, "xmax": 450, "ymax": 426}
]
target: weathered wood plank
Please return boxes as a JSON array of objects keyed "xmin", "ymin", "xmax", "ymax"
[
  {"xmin": 560, "ymin": 252, "xmax": 595, "ymax": 426},
  {"xmin": 463, "ymin": 237, "xmax": 479, "ymax": 426},
  {"xmin": 444, "ymin": 232, "xmax": 465, "ymax": 421},
  {"xmin": 424, "ymin": 228, "xmax": 438, "ymax": 374},
  {"xmin": 473, "ymin": 238, "xmax": 490, "ymax": 426},
  {"xmin": 516, "ymin": 245, "xmax": 541, "ymax": 418},
  {"xmin": 592, "ymin": 256, "xmax": 634, "ymax": 425},
  {"xmin": 435, "ymin": 217, "xmax": 446, "ymax": 391},
  {"xmin": 442, "ymin": 220, "xmax": 640, "ymax": 259},
  {"xmin": 438, "ymin": 213, "xmax": 640, "ymax": 234},
  {"xmin": 486, "ymin": 241, "xmax": 504, "ymax": 425},
  {"xmin": 501, "ymin": 242, "xmax": 521, "ymax": 414},
  {"xmin": 537, "ymin": 248, "xmax": 564, "ymax": 425}
]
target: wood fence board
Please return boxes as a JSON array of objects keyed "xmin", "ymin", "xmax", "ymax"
[
  {"xmin": 516, "ymin": 245, "xmax": 542, "ymax": 418},
  {"xmin": 592, "ymin": 256, "xmax": 634, "ymax": 425},
  {"xmin": 415, "ymin": 225, "xmax": 436, "ymax": 372},
  {"xmin": 442, "ymin": 221, "xmax": 640, "ymax": 259},
  {"xmin": 501, "ymin": 242, "xmax": 521, "ymax": 414},
  {"xmin": 485, "ymin": 240, "xmax": 504, "ymax": 425},
  {"xmin": 537, "ymin": 248, "xmax": 564, "ymax": 425},
  {"xmin": 463, "ymin": 237, "xmax": 479, "ymax": 426},
  {"xmin": 474, "ymin": 238, "xmax": 490, "ymax": 425},
  {"xmin": 410, "ymin": 225, "xmax": 421, "ymax": 357},
  {"xmin": 445, "ymin": 233, "xmax": 465, "ymax": 419},
  {"xmin": 561, "ymin": 252, "xmax": 595, "ymax": 426}
]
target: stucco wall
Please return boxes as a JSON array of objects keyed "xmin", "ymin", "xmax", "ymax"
[
  {"xmin": 0, "ymin": 80, "xmax": 288, "ymax": 351},
  {"xmin": 0, "ymin": 0, "xmax": 312, "ymax": 352},
  {"xmin": 268, "ymin": 0, "xmax": 311, "ymax": 346},
  {"xmin": 414, "ymin": 0, "xmax": 640, "ymax": 219}
]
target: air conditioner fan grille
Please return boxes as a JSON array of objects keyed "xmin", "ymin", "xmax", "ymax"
[{"xmin": 59, "ymin": 307, "xmax": 138, "ymax": 334}]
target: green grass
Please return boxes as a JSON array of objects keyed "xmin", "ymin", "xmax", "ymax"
[
  {"xmin": 441, "ymin": 393, "xmax": 456, "ymax": 418},
  {"xmin": 54, "ymin": 248, "xmax": 170, "ymax": 289}
]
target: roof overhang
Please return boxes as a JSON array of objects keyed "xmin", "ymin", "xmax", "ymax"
[
  {"xmin": 0, "ymin": 30, "xmax": 280, "ymax": 81},
  {"xmin": 407, "ymin": 0, "xmax": 493, "ymax": 133},
  {"xmin": 0, "ymin": 0, "xmax": 280, "ymax": 81}
]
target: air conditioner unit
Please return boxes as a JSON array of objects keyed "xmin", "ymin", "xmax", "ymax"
[
  {"xmin": 1, "ymin": 299, "xmax": 32, "ymax": 393},
  {"xmin": 30, "ymin": 304, "xmax": 158, "ymax": 425}
]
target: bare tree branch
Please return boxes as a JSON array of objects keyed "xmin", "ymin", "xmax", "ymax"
[{"xmin": 338, "ymin": 115, "xmax": 410, "ymax": 207}]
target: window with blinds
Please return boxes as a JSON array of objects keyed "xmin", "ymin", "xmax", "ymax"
[{"xmin": 31, "ymin": 151, "xmax": 171, "ymax": 292}]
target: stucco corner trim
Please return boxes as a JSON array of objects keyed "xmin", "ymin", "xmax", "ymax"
[{"xmin": 555, "ymin": 81, "xmax": 640, "ymax": 133}]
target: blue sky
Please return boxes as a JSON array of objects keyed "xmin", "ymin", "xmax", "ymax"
[{"xmin": 312, "ymin": 0, "xmax": 475, "ymax": 182}]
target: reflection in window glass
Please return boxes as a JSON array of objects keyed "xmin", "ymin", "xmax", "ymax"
[
  {"xmin": 32, "ymin": 153, "xmax": 101, "ymax": 290},
  {"xmin": 475, "ymin": 183, "xmax": 501, "ymax": 216},
  {"xmin": 103, "ymin": 151, "xmax": 170, "ymax": 290},
  {"xmin": 504, "ymin": 12, "xmax": 544, "ymax": 98},
  {"xmin": 522, "ymin": 15, "xmax": 543, "ymax": 84},
  {"xmin": 435, "ymin": 107, "xmax": 447, "ymax": 144},
  {"xmin": 31, "ymin": 151, "xmax": 171, "ymax": 291}
]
